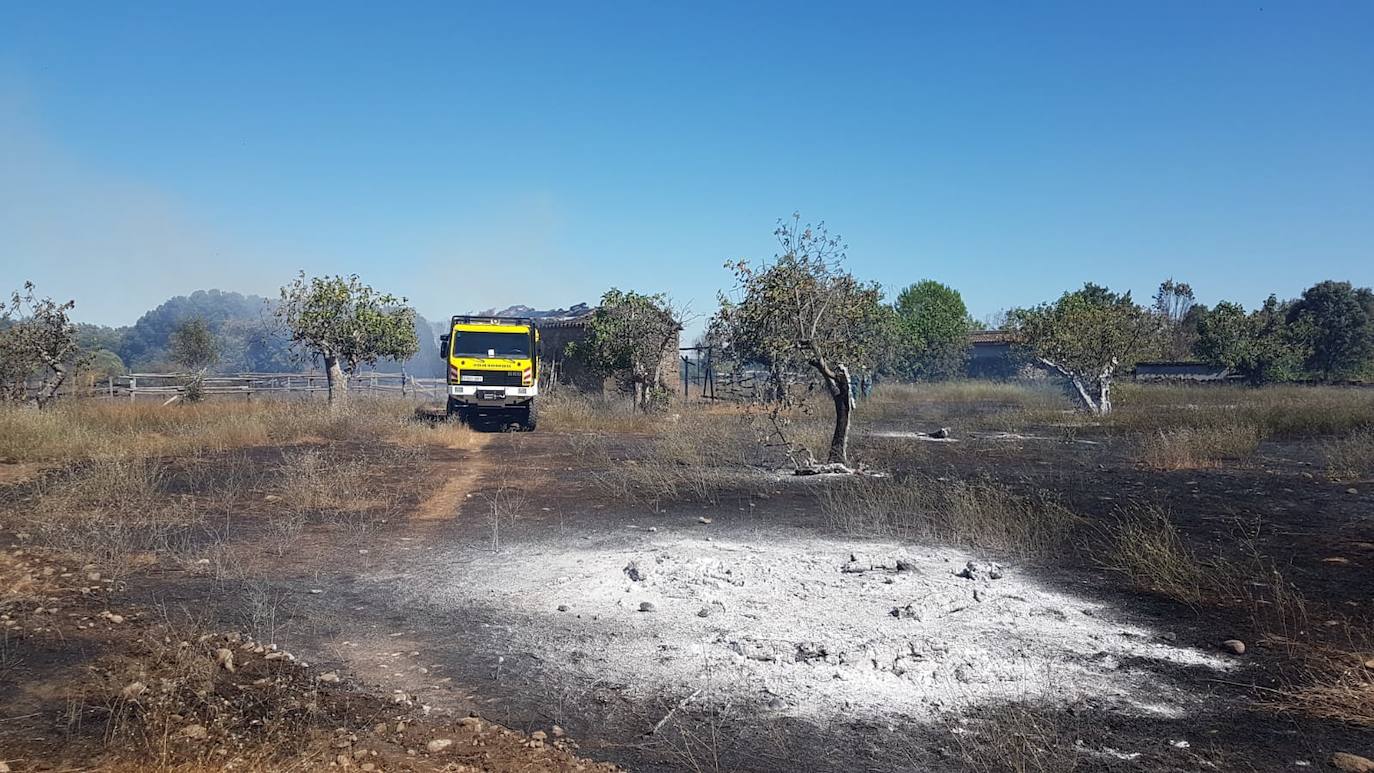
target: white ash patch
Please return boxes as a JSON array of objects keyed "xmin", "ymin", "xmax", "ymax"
[{"xmin": 392, "ymin": 533, "xmax": 1230, "ymax": 722}]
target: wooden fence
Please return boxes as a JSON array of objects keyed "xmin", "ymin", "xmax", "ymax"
[{"xmin": 88, "ymin": 372, "xmax": 449, "ymax": 403}]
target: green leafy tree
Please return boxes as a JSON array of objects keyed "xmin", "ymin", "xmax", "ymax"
[
  {"xmin": 1194, "ymin": 297, "xmax": 1305, "ymax": 385},
  {"xmin": 892, "ymin": 279, "xmax": 971, "ymax": 380},
  {"xmin": 1286, "ymin": 280, "xmax": 1374, "ymax": 382},
  {"xmin": 277, "ymin": 273, "xmax": 419, "ymax": 402},
  {"xmin": 714, "ymin": 215, "xmax": 894, "ymax": 467},
  {"xmin": 1009, "ymin": 283, "xmax": 1160, "ymax": 415},
  {"xmin": 0, "ymin": 282, "xmax": 89, "ymax": 408},
  {"xmin": 568, "ymin": 288, "xmax": 682, "ymax": 412}
]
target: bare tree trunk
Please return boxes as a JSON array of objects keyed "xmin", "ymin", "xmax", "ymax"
[
  {"xmin": 325, "ymin": 355, "xmax": 347, "ymax": 404},
  {"xmin": 34, "ymin": 362, "xmax": 67, "ymax": 410},
  {"xmin": 1039, "ymin": 357, "xmax": 1117, "ymax": 416},
  {"xmin": 808, "ymin": 357, "xmax": 853, "ymax": 466}
]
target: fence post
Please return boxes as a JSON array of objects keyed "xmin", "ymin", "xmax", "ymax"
[{"xmin": 129, "ymin": 376, "xmax": 136, "ymax": 403}]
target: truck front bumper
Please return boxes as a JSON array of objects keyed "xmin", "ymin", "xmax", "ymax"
[{"xmin": 448, "ymin": 384, "xmax": 537, "ymax": 407}]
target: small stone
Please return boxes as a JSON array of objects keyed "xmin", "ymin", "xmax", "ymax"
[
  {"xmin": 1332, "ymin": 753, "xmax": 1374, "ymax": 772},
  {"xmin": 215, "ymin": 648, "xmax": 235, "ymax": 672},
  {"xmin": 955, "ymin": 562, "xmax": 978, "ymax": 580},
  {"xmin": 373, "ymin": 722, "xmax": 388, "ymax": 735},
  {"xmin": 623, "ymin": 562, "xmax": 644, "ymax": 582},
  {"xmin": 264, "ymin": 651, "xmax": 286, "ymax": 661},
  {"xmin": 928, "ymin": 427, "xmax": 952, "ymax": 439},
  {"xmin": 698, "ymin": 517, "xmax": 712, "ymax": 524},
  {"xmin": 531, "ymin": 730, "xmax": 547, "ymax": 741},
  {"xmin": 696, "ymin": 607, "xmax": 711, "ymax": 618},
  {"xmin": 557, "ymin": 604, "xmax": 569, "ymax": 612},
  {"xmin": 182, "ymin": 724, "xmax": 209, "ymax": 740},
  {"xmin": 335, "ymin": 753, "xmax": 351, "ymax": 767},
  {"xmin": 87, "ymin": 571, "xmax": 101, "ymax": 581},
  {"xmin": 638, "ymin": 601, "xmax": 656, "ymax": 613},
  {"xmin": 426, "ymin": 738, "xmax": 453, "ymax": 753},
  {"xmin": 360, "ymin": 765, "xmax": 376, "ymax": 772},
  {"xmin": 551, "ymin": 725, "xmax": 564, "ymax": 738},
  {"xmin": 1347, "ymin": 488, "xmax": 1359, "ymax": 495},
  {"xmin": 1221, "ymin": 639, "xmax": 1246, "ymax": 655},
  {"xmin": 319, "ymin": 671, "xmax": 340, "ymax": 683}
]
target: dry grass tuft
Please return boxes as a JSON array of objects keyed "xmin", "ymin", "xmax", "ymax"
[
  {"xmin": 1097, "ymin": 504, "xmax": 1223, "ymax": 605},
  {"xmin": 1322, "ymin": 428, "xmax": 1374, "ymax": 481},
  {"xmin": 1136, "ymin": 424, "xmax": 1265, "ymax": 470},
  {"xmin": 818, "ymin": 475, "xmax": 1081, "ymax": 557}
]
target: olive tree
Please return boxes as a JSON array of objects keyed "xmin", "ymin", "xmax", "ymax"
[
  {"xmin": 277, "ymin": 273, "xmax": 419, "ymax": 402},
  {"xmin": 169, "ymin": 318, "xmax": 220, "ymax": 402},
  {"xmin": 1009, "ymin": 283, "xmax": 1159, "ymax": 415},
  {"xmin": 714, "ymin": 215, "xmax": 892, "ymax": 468},
  {"xmin": 0, "ymin": 282, "xmax": 87, "ymax": 408},
  {"xmin": 568, "ymin": 288, "xmax": 682, "ymax": 411}
]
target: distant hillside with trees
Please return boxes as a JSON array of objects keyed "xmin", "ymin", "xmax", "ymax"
[{"xmin": 72, "ymin": 289, "xmax": 445, "ymax": 378}]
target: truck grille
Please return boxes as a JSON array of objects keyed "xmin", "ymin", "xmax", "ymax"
[{"xmin": 457, "ymin": 369, "xmax": 523, "ymax": 386}]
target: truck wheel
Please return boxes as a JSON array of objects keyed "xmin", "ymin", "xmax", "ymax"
[
  {"xmin": 519, "ymin": 402, "xmax": 538, "ymax": 432},
  {"xmin": 446, "ymin": 400, "xmax": 469, "ymax": 424}
]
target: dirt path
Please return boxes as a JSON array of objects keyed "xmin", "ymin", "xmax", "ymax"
[{"xmin": 415, "ymin": 433, "xmax": 494, "ymax": 520}]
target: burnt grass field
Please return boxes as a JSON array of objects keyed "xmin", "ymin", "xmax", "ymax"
[{"xmin": 1, "ymin": 382, "xmax": 1372, "ymax": 772}]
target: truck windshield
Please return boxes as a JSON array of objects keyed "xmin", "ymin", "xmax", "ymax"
[{"xmin": 451, "ymin": 331, "xmax": 530, "ymax": 358}]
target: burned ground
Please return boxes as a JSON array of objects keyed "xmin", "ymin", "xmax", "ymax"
[{"xmin": 0, "ymin": 386, "xmax": 1372, "ymax": 771}]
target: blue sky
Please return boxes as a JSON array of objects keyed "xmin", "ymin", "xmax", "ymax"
[{"xmin": 2, "ymin": 2, "xmax": 1371, "ymax": 337}]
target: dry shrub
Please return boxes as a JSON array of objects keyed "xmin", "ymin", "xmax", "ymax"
[
  {"xmin": 1323, "ymin": 428, "xmax": 1374, "ymax": 481},
  {"xmin": 583, "ymin": 410, "xmax": 767, "ymax": 508},
  {"xmin": 818, "ymin": 475, "xmax": 1080, "ymax": 557},
  {"xmin": 1136, "ymin": 424, "xmax": 1264, "ymax": 470},
  {"xmin": 16, "ymin": 455, "xmax": 202, "ymax": 574},
  {"xmin": 944, "ymin": 703, "xmax": 1088, "ymax": 773},
  {"xmin": 1265, "ymin": 645, "xmax": 1374, "ymax": 728},
  {"xmin": 539, "ymin": 390, "xmax": 664, "ymax": 433},
  {"xmin": 1098, "ymin": 504, "xmax": 1224, "ymax": 605}
]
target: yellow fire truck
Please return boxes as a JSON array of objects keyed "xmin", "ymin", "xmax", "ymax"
[{"xmin": 438, "ymin": 315, "xmax": 539, "ymax": 430}]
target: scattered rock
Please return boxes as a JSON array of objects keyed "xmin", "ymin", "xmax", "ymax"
[
  {"xmin": 696, "ymin": 607, "xmax": 711, "ymax": 618},
  {"xmin": 557, "ymin": 604, "xmax": 569, "ymax": 612},
  {"xmin": 894, "ymin": 559, "xmax": 916, "ymax": 572},
  {"xmin": 531, "ymin": 730, "xmax": 547, "ymax": 741},
  {"xmin": 215, "ymin": 648, "xmax": 235, "ymax": 672},
  {"xmin": 638, "ymin": 601, "xmax": 656, "ymax": 613},
  {"xmin": 86, "ymin": 571, "xmax": 101, "ymax": 582},
  {"xmin": 426, "ymin": 738, "xmax": 453, "ymax": 753},
  {"xmin": 928, "ymin": 427, "xmax": 952, "ymax": 439},
  {"xmin": 264, "ymin": 650, "xmax": 287, "ymax": 661},
  {"xmin": 1221, "ymin": 639, "xmax": 1246, "ymax": 655},
  {"xmin": 318, "ymin": 671, "xmax": 340, "ymax": 684},
  {"xmin": 890, "ymin": 604, "xmax": 921, "ymax": 620},
  {"xmin": 100, "ymin": 611, "xmax": 125, "ymax": 624},
  {"xmin": 1347, "ymin": 488, "xmax": 1359, "ymax": 495},
  {"xmin": 623, "ymin": 562, "xmax": 644, "ymax": 582},
  {"xmin": 551, "ymin": 724, "xmax": 565, "ymax": 738},
  {"xmin": 181, "ymin": 724, "xmax": 209, "ymax": 740},
  {"xmin": 1332, "ymin": 753, "xmax": 1374, "ymax": 772},
  {"xmin": 698, "ymin": 517, "xmax": 712, "ymax": 524},
  {"xmin": 955, "ymin": 562, "xmax": 978, "ymax": 580}
]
